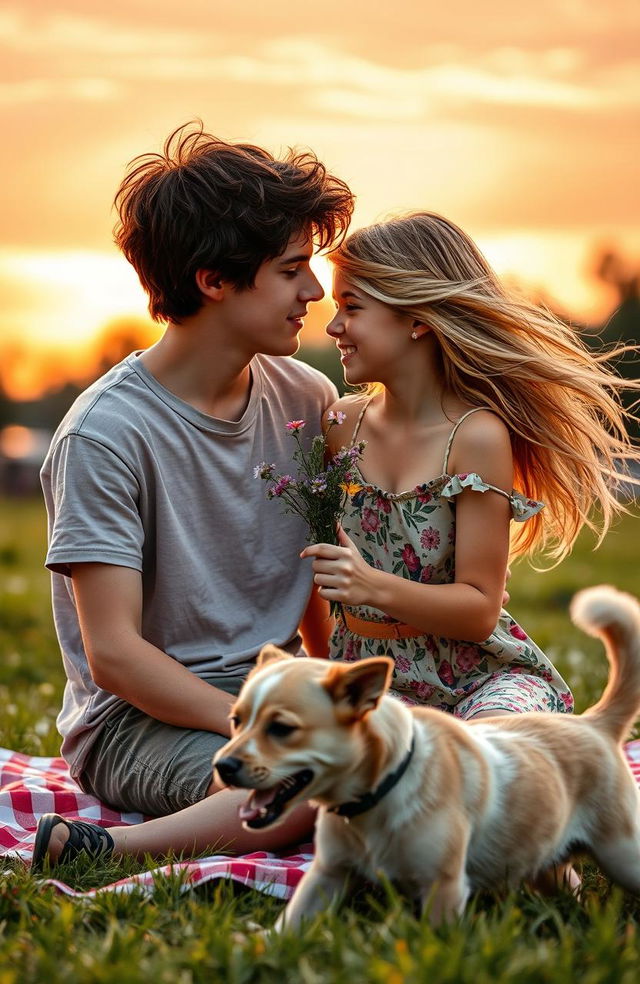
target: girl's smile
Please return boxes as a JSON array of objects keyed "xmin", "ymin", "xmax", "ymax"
[
  {"xmin": 337, "ymin": 343, "xmax": 357, "ymax": 365},
  {"xmin": 326, "ymin": 271, "xmax": 415, "ymax": 385}
]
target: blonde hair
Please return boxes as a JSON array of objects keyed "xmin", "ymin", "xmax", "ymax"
[{"xmin": 331, "ymin": 211, "xmax": 639, "ymax": 562}]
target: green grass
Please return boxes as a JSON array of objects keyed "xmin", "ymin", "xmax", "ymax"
[{"xmin": 1, "ymin": 496, "xmax": 640, "ymax": 982}]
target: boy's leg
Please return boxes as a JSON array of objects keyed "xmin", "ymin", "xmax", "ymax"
[
  {"xmin": 44, "ymin": 789, "xmax": 316, "ymax": 861},
  {"xmin": 44, "ymin": 683, "xmax": 317, "ymax": 862},
  {"xmin": 79, "ymin": 679, "xmax": 247, "ymax": 817}
]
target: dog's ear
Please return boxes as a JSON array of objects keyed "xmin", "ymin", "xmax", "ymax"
[
  {"xmin": 322, "ymin": 658, "xmax": 394, "ymax": 721},
  {"xmin": 257, "ymin": 644, "xmax": 293, "ymax": 668}
]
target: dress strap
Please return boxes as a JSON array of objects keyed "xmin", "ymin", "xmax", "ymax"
[
  {"xmin": 350, "ymin": 397, "xmax": 374, "ymax": 444},
  {"xmin": 442, "ymin": 408, "xmax": 488, "ymax": 473}
]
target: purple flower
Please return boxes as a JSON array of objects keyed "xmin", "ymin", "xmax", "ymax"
[
  {"xmin": 272, "ymin": 475, "xmax": 295, "ymax": 497},
  {"xmin": 259, "ymin": 417, "xmax": 366, "ymax": 562},
  {"xmin": 309, "ymin": 475, "xmax": 328, "ymax": 494}
]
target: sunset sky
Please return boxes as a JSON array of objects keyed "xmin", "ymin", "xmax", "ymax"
[{"xmin": 1, "ymin": 0, "xmax": 639, "ymax": 397}]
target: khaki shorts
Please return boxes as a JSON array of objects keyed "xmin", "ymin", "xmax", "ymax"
[{"xmin": 78, "ymin": 677, "xmax": 245, "ymax": 817}]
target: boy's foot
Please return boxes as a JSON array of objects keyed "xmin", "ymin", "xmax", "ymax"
[{"xmin": 32, "ymin": 813, "xmax": 115, "ymax": 870}]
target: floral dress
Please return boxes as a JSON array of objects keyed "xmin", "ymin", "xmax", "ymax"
[{"xmin": 330, "ymin": 405, "xmax": 574, "ymax": 718}]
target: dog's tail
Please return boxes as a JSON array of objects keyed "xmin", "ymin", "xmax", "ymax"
[{"xmin": 571, "ymin": 585, "xmax": 640, "ymax": 741}]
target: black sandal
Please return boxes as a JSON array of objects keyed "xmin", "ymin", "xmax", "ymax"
[{"xmin": 32, "ymin": 813, "xmax": 115, "ymax": 871}]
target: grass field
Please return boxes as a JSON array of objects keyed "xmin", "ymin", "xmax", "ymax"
[{"xmin": 1, "ymin": 496, "xmax": 639, "ymax": 982}]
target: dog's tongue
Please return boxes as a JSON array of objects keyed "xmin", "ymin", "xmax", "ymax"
[{"xmin": 238, "ymin": 788, "xmax": 276, "ymax": 822}]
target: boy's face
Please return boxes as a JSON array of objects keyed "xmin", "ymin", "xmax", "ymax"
[{"xmin": 220, "ymin": 231, "xmax": 325, "ymax": 357}]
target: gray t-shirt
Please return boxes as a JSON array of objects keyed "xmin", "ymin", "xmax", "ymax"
[{"xmin": 41, "ymin": 352, "xmax": 337, "ymax": 779}]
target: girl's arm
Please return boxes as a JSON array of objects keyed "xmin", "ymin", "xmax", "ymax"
[{"xmin": 302, "ymin": 412, "xmax": 514, "ymax": 643}]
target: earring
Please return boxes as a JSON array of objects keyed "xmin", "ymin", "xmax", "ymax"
[{"xmin": 411, "ymin": 331, "xmax": 418, "ymax": 340}]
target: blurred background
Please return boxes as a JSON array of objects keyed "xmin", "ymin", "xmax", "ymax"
[{"xmin": 0, "ymin": 0, "xmax": 638, "ymax": 493}]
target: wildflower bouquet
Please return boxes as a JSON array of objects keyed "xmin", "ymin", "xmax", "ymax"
[{"xmin": 254, "ymin": 412, "xmax": 366, "ymax": 548}]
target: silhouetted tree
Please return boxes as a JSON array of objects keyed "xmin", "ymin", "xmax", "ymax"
[
  {"xmin": 589, "ymin": 248, "xmax": 640, "ymax": 441},
  {"xmin": 88, "ymin": 317, "xmax": 161, "ymax": 383},
  {"xmin": 0, "ymin": 371, "xmax": 11, "ymax": 429}
]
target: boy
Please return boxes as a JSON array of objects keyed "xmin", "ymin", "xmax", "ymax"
[{"xmin": 37, "ymin": 124, "xmax": 353, "ymax": 861}]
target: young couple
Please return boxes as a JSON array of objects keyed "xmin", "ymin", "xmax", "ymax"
[{"xmin": 34, "ymin": 123, "xmax": 638, "ymax": 869}]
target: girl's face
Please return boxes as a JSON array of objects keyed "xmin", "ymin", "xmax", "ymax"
[{"xmin": 326, "ymin": 270, "xmax": 414, "ymax": 386}]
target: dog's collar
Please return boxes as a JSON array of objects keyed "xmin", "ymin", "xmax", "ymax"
[{"xmin": 328, "ymin": 728, "xmax": 416, "ymax": 820}]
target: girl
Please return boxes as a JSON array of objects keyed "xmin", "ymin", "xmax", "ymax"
[{"xmin": 302, "ymin": 211, "xmax": 638, "ymax": 720}]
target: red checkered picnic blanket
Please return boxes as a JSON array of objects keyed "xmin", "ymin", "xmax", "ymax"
[
  {"xmin": 0, "ymin": 747, "xmax": 312, "ymax": 899},
  {"xmin": 2, "ymin": 742, "xmax": 640, "ymax": 900}
]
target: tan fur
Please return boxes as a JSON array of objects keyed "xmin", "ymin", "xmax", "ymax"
[{"xmin": 213, "ymin": 585, "xmax": 640, "ymax": 929}]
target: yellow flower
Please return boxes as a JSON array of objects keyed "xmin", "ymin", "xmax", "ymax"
[{"xmin": 341, "ymin": 481, "xmax": 363, "ymax": 497}]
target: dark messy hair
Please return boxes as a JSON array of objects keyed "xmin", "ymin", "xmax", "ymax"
[{"xmin": 113, "ymin": 121, "xmax": 354, "ymax": 322}]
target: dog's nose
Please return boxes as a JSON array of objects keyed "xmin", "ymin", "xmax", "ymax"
[{"xmin": 215, "ymin": 756, "xmax": 244, "ymax": 784}]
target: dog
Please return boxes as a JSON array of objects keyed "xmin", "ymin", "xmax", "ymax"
[{"xmin": 213, "ymin": 585, "xmax": 640, "ymax": 929}]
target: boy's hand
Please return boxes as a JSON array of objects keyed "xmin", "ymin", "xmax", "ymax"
[{"xmin": 300, "ymin": 525, "xmax": 375, "ymax": 608}]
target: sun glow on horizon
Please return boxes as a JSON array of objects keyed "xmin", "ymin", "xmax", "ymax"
[
  {"xmin": 0, "ymin": 249, "xmax": 150, "ymax": 345},
  {"xmin": 0, "ymin": 249, "xmax": 159, "ymax": 399}
]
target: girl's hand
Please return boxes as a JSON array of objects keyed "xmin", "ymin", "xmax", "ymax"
[{"xmin": 300, "ymin": 525, "xmax": 376, "ymax": 608}]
